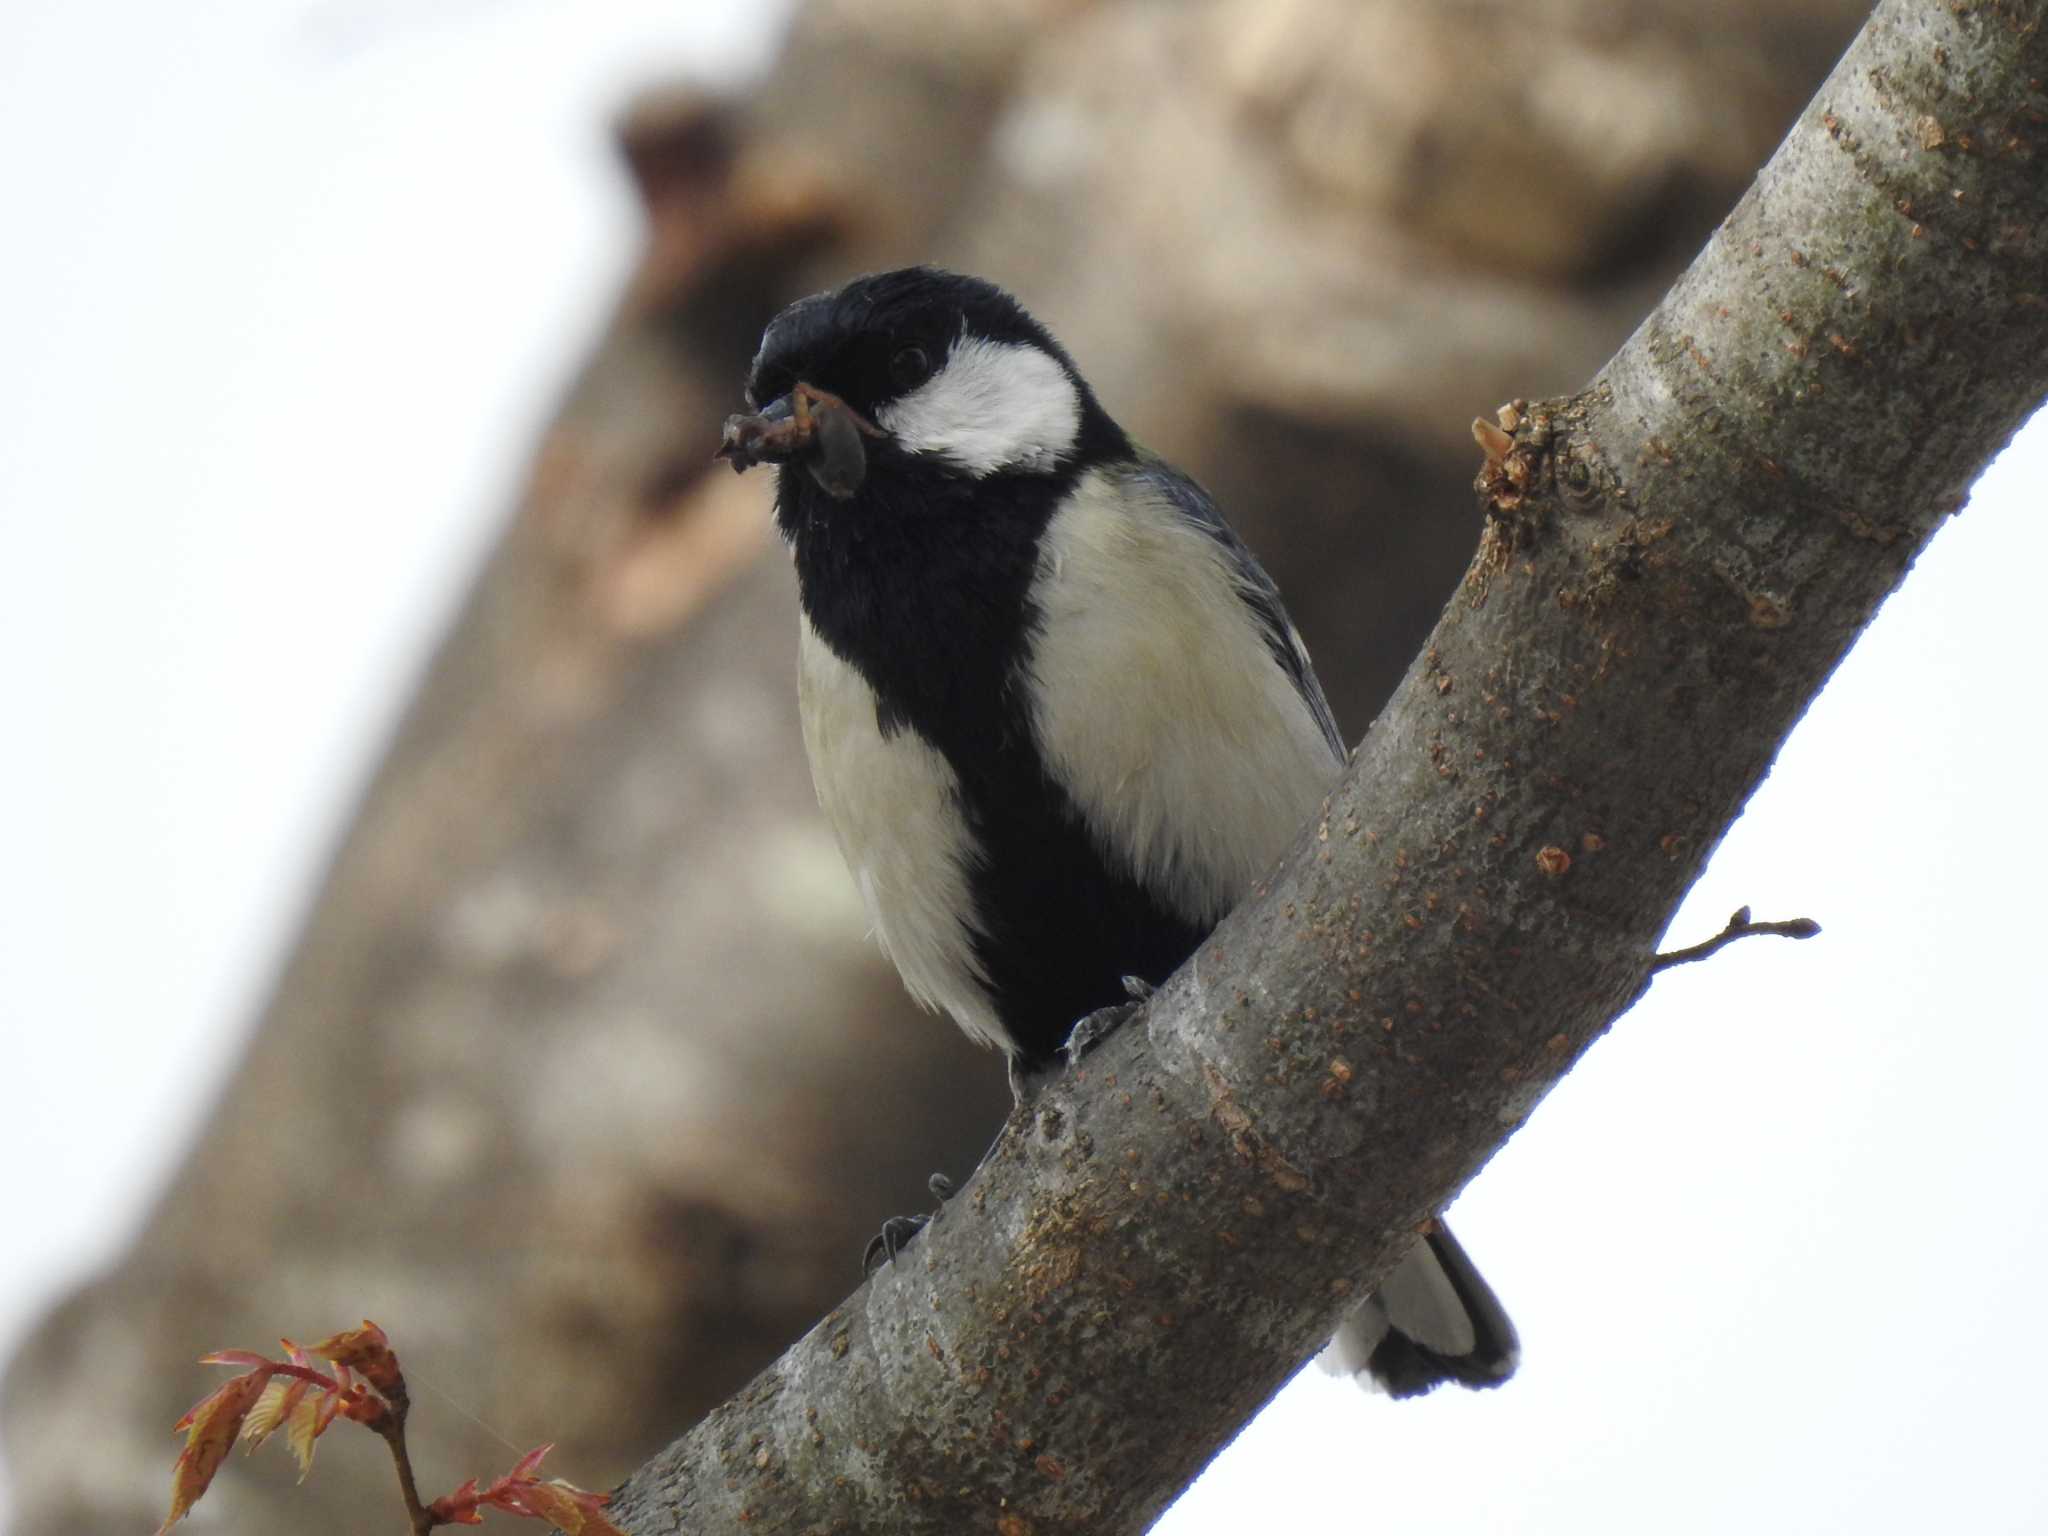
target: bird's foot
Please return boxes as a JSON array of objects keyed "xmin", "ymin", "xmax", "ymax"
[
  {"xmin": 861, "ymin": 1215, "xmax": 927, "ymax": 1275},
  {"xmin": 1059, "ymin": 975, "xmax": 1155, "ymax": 1071},
  {"xmin": 860, "ymin": 1172, "xmax": 959, "ymax": 1275}
]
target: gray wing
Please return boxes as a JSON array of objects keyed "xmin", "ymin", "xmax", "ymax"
[{"xmin": 1131, "ymin": 458, "xmax": 1345, "ymax": 762}]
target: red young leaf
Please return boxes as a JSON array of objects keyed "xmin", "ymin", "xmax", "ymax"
[
  {"xmin": 459, "ymin": 1446, "xmax": 624, "ymax": 1536},
  {"xmin": 303, "ymin": 1320, "xmax": 402, "ymax": 1393},
  {"xmin": 429, "ymin": 1478, "xmax": 487, "ymax": 1526},
  {"xmin": 197, "ymin": 1349, "xmax": 274, "ymax": 1371},
  {"xmin": 284, "ymin": 1377, "xmax": 349, "ymax": 1479},
  {"xmin": 506, "ymin": 1443, "xmax": 555, "ymax": 1481},
  {"xmin": 239, "ymin": 1376, "xmax": 309, "ymax": 1454},
  {"xmin": 160, "ymin": 1367, "xmax": 273, "ymax": 1533},
  {"xmin": 509, "ymin": 1480, "xmax": 626, "ymax": 1536},
  {"xmin": 241, "ymin": 1339, "xmax": 318, "ymax": 1455}
]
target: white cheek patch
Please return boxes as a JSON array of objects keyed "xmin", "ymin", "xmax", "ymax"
[
  {"xmin": 795, "ymin": 617, "xmax": 1010, "ymax": 1054},
  {"xmin": 1026, "ymin": 469, "xmax": 1345, "ymax": 926},
  {"xmin": 876, "ymin": 336, "xmax": 1082, "ymax": 476}
]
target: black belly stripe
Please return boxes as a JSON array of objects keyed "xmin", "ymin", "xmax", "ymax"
[
  {"xmin": 953, "ymin": 741, "xmax": 1210, "ymax": 1068},
  {"xmin": 786, "ymin": 458, "xmax": 1210, "ymax": 1067}
]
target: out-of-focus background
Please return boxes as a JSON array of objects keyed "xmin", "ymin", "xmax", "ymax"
[{"xmin": 4, "ymin": 2, "xmax": 2046, "ymax": 1532}]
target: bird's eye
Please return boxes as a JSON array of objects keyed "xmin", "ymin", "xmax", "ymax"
[{"xmin": 889, "ymin": 344, "xmax": 933, "ymax": 392}]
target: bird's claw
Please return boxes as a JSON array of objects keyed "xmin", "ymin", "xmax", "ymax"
[
  {"xmin": 861, "ymin": 1214, "xmax": 931, "ymax": 1276},
  {"xmin": 1060, "ymin": 977, "xmax": 1154, "ymax": 1070},
  {"xmin": 861, "ymin": 1171, "xmax": 961, "ymax": 1275}
]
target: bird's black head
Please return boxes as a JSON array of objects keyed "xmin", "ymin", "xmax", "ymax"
[{"xmin": 719, "ymin": 268, "xmax": 1129, "ymax": 511}]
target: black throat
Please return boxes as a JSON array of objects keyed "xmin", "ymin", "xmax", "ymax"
[{"xmin": 779, "ymin": 448, "xmax": 1062, "ymax": 752}]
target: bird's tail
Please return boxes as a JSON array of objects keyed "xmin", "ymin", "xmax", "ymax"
[{"xmin": 1319, "ymin": 1223, "xmax": 1519, "ymax": 1399}]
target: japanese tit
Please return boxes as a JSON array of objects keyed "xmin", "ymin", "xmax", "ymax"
[{"xmin": 720, "ymin": 266, "xmax": 1517, "ymax": 1398}]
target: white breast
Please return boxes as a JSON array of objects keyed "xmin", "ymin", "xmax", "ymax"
[
  {"xmin": 1025, "ymin": 468, "xmax": 1344, "ymax": 926},
  {"xmin": 796, "ymin": 616, "xmax": 1008, "ymax": 1052}
]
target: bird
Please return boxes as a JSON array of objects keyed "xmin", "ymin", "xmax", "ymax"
[{"xmin": 716, "ymin": 265, "xmax": 1518, "ymax": 1399}]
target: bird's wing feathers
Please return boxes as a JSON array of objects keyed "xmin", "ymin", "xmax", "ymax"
[
  {"xmin": 1129, "ymin": 458, "xmax": 1345, "ymax": 762},
  {"xmin": 1025, "ymin": 465, "xmax": 1346, "ymax": 928}
]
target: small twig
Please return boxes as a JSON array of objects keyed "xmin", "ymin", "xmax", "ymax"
[
  {"xmin": 1647, "ymin": 905, "xmax": 1821, "ymax": 976},
  {"xmin": 368, "ymin": 1388, "xmax": 437, "ymax": 1536},
  {"xmin": 162, "ymin": 1323, "xmax": 621, "ymax": 1536}
]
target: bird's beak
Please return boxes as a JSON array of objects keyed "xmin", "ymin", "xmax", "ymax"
[{"xmin": 715, "ymin": 383, "xmax": 878, "ymax": 501}]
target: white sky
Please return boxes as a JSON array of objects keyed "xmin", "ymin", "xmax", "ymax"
[{"xmin": 2, "ymin": 4, "xmax": 2044, "ymax": 1533}]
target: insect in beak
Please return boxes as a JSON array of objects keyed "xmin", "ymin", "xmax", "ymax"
[{"xmin": 715, "ymin": 381, "xmax": 884, "ymax": 500}]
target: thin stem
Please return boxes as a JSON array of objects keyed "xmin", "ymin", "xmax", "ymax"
[
  {"xmin": 370, "ymin": 1389, "xmax": 438, "ymax": 1536},
  {"xmin": 1648, "ymin": 906, "xmax": 1821, "ymax": 976}
]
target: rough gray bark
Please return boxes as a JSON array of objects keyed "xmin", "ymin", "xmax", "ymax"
[
  {"xmin": 610, "ymin": 3, "xmax": 2048, "ymax": 1530},
  {"xmin": 0, "ymin": 1, "xmax": 1879, "ymax": 1532}
]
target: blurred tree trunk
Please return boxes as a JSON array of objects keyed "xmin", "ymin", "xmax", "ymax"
[{"xmin": 1, "ymin": 2, "xmax": 1868, "ymax": 1530}]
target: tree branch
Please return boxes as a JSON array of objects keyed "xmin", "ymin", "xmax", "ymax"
[{"xmin": 612, "ymin": 4, "xmax": 2048, "ymax": 1530}]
